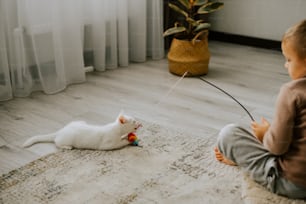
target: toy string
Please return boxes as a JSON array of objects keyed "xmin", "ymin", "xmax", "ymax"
[
  {"xmin": 154, "ymin": 70, "xmax": 254, "ymax": 122},
  {"xmin": 155, "ymin": 71, "xmax": 189, "ymax": 105},
  {"xmin": 198, "ymin": 77, "xmax": 255, "ymax": 121}
]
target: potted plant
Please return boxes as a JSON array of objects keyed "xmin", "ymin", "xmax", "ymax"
[{"xmin": 164, "ymin": 0, "xmax": 224, "ymax": 76}]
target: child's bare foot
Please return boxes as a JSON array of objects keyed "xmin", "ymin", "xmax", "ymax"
[{"xmin": 214, "ymin": 147, "xmax": 237, "ymax": 166}]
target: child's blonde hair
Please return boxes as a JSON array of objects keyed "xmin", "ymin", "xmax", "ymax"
[{"xmin": 282, "ymin": 19, "xmax": 306, "ymax": 59}]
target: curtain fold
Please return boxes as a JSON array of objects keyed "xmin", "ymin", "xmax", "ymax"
[
  {"xmin": 0, "ymin": 14, "xmax": 12, "ymax": 101},
  {"xmin": 0, "ymin": 0, "xmax": 165, "ymax": 101}
]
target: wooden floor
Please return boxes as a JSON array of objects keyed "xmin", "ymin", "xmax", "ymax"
[{"xmin": 0, "ymin": 41, "xmax": 289, "ymax": 175}]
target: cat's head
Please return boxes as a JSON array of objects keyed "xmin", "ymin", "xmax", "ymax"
[{"xmin": 117, "ymin": 114, "xmax": 142, "ymax": 133}]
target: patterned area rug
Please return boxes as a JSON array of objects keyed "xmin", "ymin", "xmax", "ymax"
[
  {"xmin": 242, "ymin": 175, "xmax": 306, "ymax": 204},
  {"xmin": 0, "ymin": 121, "xmax": 304, "ymax": 204}
]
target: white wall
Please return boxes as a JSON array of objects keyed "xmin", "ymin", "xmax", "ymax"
[{"xmin": 210, "ymin": 0, "xmax": 306, "ymax": 41}]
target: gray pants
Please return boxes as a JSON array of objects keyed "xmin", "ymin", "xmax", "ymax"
[{"xmin": 217, "ymin": 124, "xmax": 306, "ymax": 199}]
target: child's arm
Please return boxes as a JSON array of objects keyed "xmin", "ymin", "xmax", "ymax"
[
  {"xmin": 261, "ymin": 83, "xmax": 295, "ymax": 155},
  {"xmin": 251, "ymin": 117, "xmax": 270, "ymax": 142}
]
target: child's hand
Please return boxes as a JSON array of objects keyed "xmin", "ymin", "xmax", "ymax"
[{"xmin": 251, "ymin": 117, "xmax": 270, "ymax": 142}]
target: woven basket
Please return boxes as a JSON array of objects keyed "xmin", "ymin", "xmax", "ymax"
[{"xmin": 167, "ymin": 36, "xmax": 210, "ymax": 76}]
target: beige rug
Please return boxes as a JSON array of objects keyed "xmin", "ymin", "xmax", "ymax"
[
  {"xmin": 242, "ymin": 175, "xmax": 306, "ymax": 204},
  {"xmin": 0, "ymin": 121, "xmax": 305, "ymax": 204}
]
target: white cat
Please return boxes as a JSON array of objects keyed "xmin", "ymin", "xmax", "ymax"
[{"xmin": 23, "ymin": 113, "xmax": 142, "ymax": 150}]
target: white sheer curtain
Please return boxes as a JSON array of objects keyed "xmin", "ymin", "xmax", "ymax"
[{"xmin": 0, "ymin": 0, "xmax": 164, "ymax": 101}]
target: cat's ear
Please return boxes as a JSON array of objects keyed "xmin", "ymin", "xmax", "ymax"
[
  {"xmin": 118, "ymin": 115, "xmax": 126, "ymax": 124},
  {"xmin": 117, "ymin": 110, "xmax": 126, "ymax": 124}
]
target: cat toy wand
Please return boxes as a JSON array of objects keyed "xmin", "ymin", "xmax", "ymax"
[
  {"xmin": 156, "ymin": 70, "xmax": 255, "ymax": 122},
  {"xmin": 198, "ymin": 76, "xmax": 255, "ymax": 122}
]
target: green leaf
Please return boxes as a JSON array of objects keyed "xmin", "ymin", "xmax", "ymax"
[
  {"xmin": 186, "ymin": 17, "xmax": 197, "ymax": 26},
  {"xmin": 192, "ymin": 30, "xmax": 208, "ymax": 42},
  {"xmin": 163, "ymin": 26, "xmax": 187, "ymax": 37},
  {"xmin": 194, "ymin": 23, "xmax": 210, "ymax": 32},
  {"xmin": 197, "ymin": 2, "xmax": 224, "ymax": 14},
  {"xmin": 178, "ymin": 0, "xmax": 190, "ymax": 10},
  {"xmin": 196, "ymin": 19, "xmax": 204, "ymax": 24},
  {"xmin": 194, "ymin": 0, "xmax": 209, "ymax": 6},
  {"xmin": 168, "ymin": 3, "xmax": 189, "ymax": 18}
]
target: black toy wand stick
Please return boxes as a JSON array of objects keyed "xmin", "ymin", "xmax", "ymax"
[{"xmin": 198, "ymin": 77, "xmax": 255, "ymax": 121}]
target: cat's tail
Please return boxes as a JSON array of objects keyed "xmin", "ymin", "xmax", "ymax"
[{"xmin": 23, "ymin": 133, "xmax": 56, "ymax": 148}]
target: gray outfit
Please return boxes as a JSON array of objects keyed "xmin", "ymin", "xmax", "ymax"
[{"xmin": 217, "ymin": 123, "xmax": 306, "ymax": 199}]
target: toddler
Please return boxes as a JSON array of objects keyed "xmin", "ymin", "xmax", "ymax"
[{"xmin": 215, "ymin": 19, "xmax": 306, "ymax": 199}]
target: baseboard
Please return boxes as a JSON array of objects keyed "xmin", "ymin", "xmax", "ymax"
[{"xmin": 209, "ymin": 31, "xmax": 282, "ymax": 51}]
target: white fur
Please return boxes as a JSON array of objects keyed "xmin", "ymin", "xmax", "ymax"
[{"xmin": 23, "ymin": 113, "xmax": 141, "ymax": 150}]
